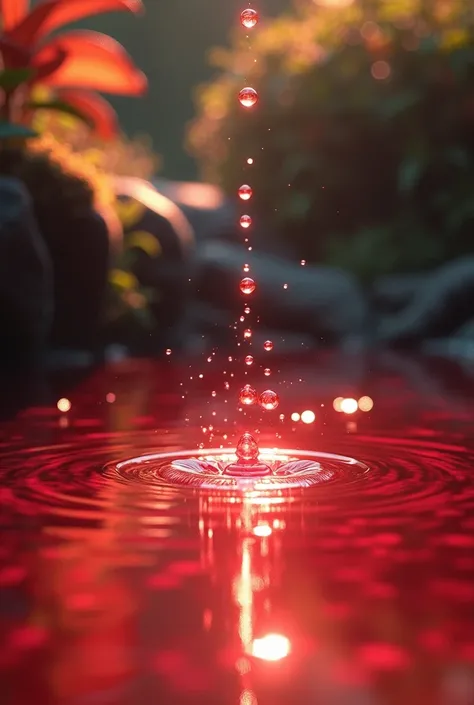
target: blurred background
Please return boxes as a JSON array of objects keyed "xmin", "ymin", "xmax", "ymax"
[{"xmin": 2, "ymin": 0, "xmax": 474, "ymax": 371}]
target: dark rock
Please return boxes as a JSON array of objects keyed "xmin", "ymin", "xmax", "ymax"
[
  {"xmin": 114, "ymin": 177, "xmax": 195, "ymax": 352},
  {"xmin": 196, "ymin": 241, "xmax": 368, "ymax": 342},
  {"xmin": 377, "ymin": 256, "xmax": 474, "ymax": 345},
  {"xmin": 0, "ymin": 177, "xmax": 52, "ymax": 367}
]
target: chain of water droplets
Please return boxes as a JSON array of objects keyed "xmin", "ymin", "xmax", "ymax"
[{"xmin": 237, "ymin": 5, "xmax": 279, "ymax": 425}]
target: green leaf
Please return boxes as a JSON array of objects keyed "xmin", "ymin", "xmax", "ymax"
[
  {"xmin": 26, "ymin": 100, "xmax": 94, "ymax": 128},
  {"xmin": 0, "ymin": 68, "xmax": 34, "ymax": 92},
  {"xmin": 0, "ymin": 122, "xmax": 38, "ymax": 140}
]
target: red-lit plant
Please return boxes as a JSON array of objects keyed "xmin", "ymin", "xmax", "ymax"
[{"xmin": 0, "ymin": 0, "xmax": 146, "ymax": 140}]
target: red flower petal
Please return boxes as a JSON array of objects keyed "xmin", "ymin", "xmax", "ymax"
[
  {"xmin": 55, "ymin": 88, "xmax": 119, "ymax": 140},
  {"xmin": 32, "ymin": 31, "xmax": 147, "ymax": 96},
  {"xmin": 0, "ymin": 0, "xmax": 29, "ymax": 31}
]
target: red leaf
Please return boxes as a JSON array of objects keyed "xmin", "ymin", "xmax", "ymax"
[
  {"xmin": 0, "ymin": 0, "xmax": 29, "ymax": 31},
  {"xmin": 7, "ymin": 0, "xmax": 144, "ymax": 46},
  {"xmin": 0, "ymin": 36, "xmax": 32, "ymax": 68},
  {"xmin": 55, "ymin": 88, "xmax": 119, "ymax": 140},
  {"xmin": 32, "ymin": 47, "xmax": 68, "ymax": 82},
  {"xmin": 32, "ymin": 31, "xmax": 147, "ymax": 95}
]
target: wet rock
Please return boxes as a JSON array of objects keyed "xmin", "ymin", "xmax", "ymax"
[
  {"xmin": 196, "ymin": 241, "xmax": 368, "ymax": 342},
  {"xmin": 0, "ymin": 177, "xmax": 52, "ymax": 366},
  {"xmin": 377, "ymin": 256, "xmax": 474, "ymax": 346}
]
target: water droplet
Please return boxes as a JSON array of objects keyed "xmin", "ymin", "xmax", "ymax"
[
  {"xmin": 240, "ymin": 214, "xmax": 252, "ymax": 229},
  {"xmin": 239, "ymin": 87, "xmax": 258, "ymax": 108},
  {"xmin": 243, "ymin": 263, "xmax": 250, "ymax": 272},
  {"xmin": 240, "ymin": 277, "xmax": 256, "ymax": 295},
  {"xmin": 243, "ymin": 329, "xmax": 252, "ymax": 339},
  {"xmin": 238, "ymin": 184, "xmax": 253, "ymax": 201},
  {"xmin": 239, "ymin": 384, "xmax": 258, "ymax": 405},
  {"xmin": 207, "ymin": 356, "xmax": 212, "ymax": 362},
  {"xmin": 225, "ymin": 381, "xmax": 230, "ymax": 390},
  {"xmin": 259, "ymin": 390, "xmax": 280, "ymax": 410},
  {"xmin": 228, "ymin": 356, "xmax": 233, "ymax": 362},
  {"xmin": 264, "ymin": 340, "xmax": 273, "ymax": 351},
  {"xmin": 301, "ymin": 410, "xmax": 315, "ymax": 424},
  {"xmin": 247, "ymin": 158, "xmax": 254, "ymax": 165},
  {"xmin": 300, "ymin": 259, "xmax": 306, "ymax": 266},
  {"xmin": 245, "ymin": 355, "xmax": 254, "ymax": 366},
  {"xmin": 240, "ymin": 315, "xmax": 245, "ymax": 322},
  {"xmin": 165, "ymin": 348, "xmax": 172, "ymax": 355},
  {"xmin": 57, "ymin": 398, "xmax": 71, "ymax": 413},
  {"xmin": 212, "ymin": 390, "xmax": 217, "ymax": 397},
  {"xmin": 236, "ymin": 432, "xmax": 259, "ymax": 462},
  {"xmin": 264, "ymin": 368, "xmax": 271, "ymax": 376},
  {"xmin": 283, "ymin": 283, "xmax": 288, "ymax": 289},
  {"xmin": 244, "ymin": 306, "xmax": 250, "ymax": 314},
  {"xmin": 240, "ymin": 8, "xmax": 259, "ymax": 28}
]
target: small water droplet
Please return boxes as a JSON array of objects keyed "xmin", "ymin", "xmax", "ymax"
[
  {"xmin": 244, "ymin": 306, "xmax": 250, "ymax": 314},
  {"xmin": 283, "ymin": 283, "xmax": 288, "ymax": 289},
  {"xmin": 239, "ymin": 384, "xmax": 258, "ymax": 405},
  {"xmin": 243, "ymin": 263, "xmax": 250, "ymax": 272},
  {"xmin": 212, "ymin": 390, "xmax": 217, "ymax": 397},
  {"xmin": 240, "ymin": 315, "xmax": 245, "ymax": 322},
  {"xmin": 247, "ymin": 158, "xmax": 254, "ymax": 165},
  {"xmin": 238, "ymin": 184, "xmax": 253, "ymax": 200},
  {"xmin": 300, "ymin": 259, "xmax": 306, "ymax": 266},
  {"xmin": 243, "ymin": 329, "xmax": 252, "ymax": 339},
  {"xmin": 260, "ymin": 390, "xmax": 280, "ymax": 410},
  {"xmin": 165, "ymin": 348, "xmax": 172, "ymax": 355},
  {"xmin": 240, "ymin": 8, "xmax": 259, "ymax": 28},
  {"xmin": 264, "ymin": 368, "xmax": 271, "ymax": 376},
  {"xmin": 240, "ymin": 214, "xmax": 252, "ymax": 229},
  {"xmin": 207, "ymin": 356, "xmax": 212, "ymax": 362},
  {"xmin": 236, "ymin": 432, "xmax": 259, "ymax": 461},
  {"xmin": 245, "ymin": 355, "xmax": 254, "ymax": 366},
  {"xmin": 225, "ymin": 381, "xmax": 230, "ymax": 390},
  {"xmin": 264, "ymin": 340, "xmax": 273, "ymax": 351},
  {"xmin": 228, "ymin": 356, "xmax": 233, "ymax": 362},
  {"xmin": 57, "ymin": 398, "xmax": 71, "ymax": 413},
  {"xmin": 239, "ymin": 87, "xmax": 258, "ymax": 108},
  {"xmin": 240, "ymin": 277, "xmax": 256, "ymax": 295}
]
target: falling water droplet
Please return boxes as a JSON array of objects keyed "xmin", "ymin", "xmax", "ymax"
[
  {"xmin": 239, "ymin": 384, "xmax": 258, "ymax": 405},
  {"xmin": 165, "ymin": 348, "xmax": 172, "ymax": 355},
  {"xmin": 243, "ymin": 263, "xmax": 250, "ymax": 272},
  {"xmin": 243, "ymin": 329, "xmax": 252, "ymax": 339},
  {"xmin": 240, "ymin": 277, "xmax": 256, "ymax": 295},
  {"xmin": 245, "ymin": 355, "xmax": 254, "ymax": 366},
  {"xmin": 225, "ymin": 381, "xmax": 230, "ymax": 390},
  {"xmin": 264, "ymin": 340, "xmax": 273, "ymax": 351},
  {"xmin": 238, "ymin": 184, "xmax": 253, "ymax": 201},
  {"xmin": 247, "ymin": 158, "xmax": 254, "ymax": 165},
  {"xmin": 240, "ymin": 315, "xmax": 245, "ymax": 322},
  {"xmin": 239, "ymin": 87, "xmax": 258, "ymax": 108},
  {"xmin": 300, "ymin": 259, "xmax": 306, "ymax": 266},
  {"xmin": 240, "ymin": 8, "xmax": 259, "ymax": 29},
  {"xmin": 283, "ymin": 283, "xmax": 288, "ymax": 289},
  {"xmin": 240, "ymin": 214, "xmax": 252, "ymax": 229},
  {"xmin": 259, "ymin": 390, "xmax": 280, "ymax": 410},
  {"xmin": 244, "ymin": 306, "xmax": 250, "ymax": 314},
  {"xmin": 236, "ymin": 432, "xmax": 259, "ymax": 461},
  {"xmin": 264, "ymin": 368, "xmax": 271, "ymax": 376}
]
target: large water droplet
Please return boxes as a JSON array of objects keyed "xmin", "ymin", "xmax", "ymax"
[
  {"xmin": 259, "ymin": 389, "xmax": 280, "ymax": 410},
  {"xmin": 240, "ymin": 8, "xmax": 259, "ymax": 29},
  {"xmin": 238, "ymin": 184, "xmax": 253, "ymax": 201},
  {"xmin": 236, "ymin": 432, "xmax": 259, "ymax": 462},
  {"xmin": 240, "ymin": 214, "xmax": 252, "ymax": 229},
  {"xmin": 239, "ymin": 87, "xmax": 258, "ymax": 108},
  {"xmin": 240, "ymin": 277, "xmax": 256, "ymax": 295},
  {"xmin": 245, "ymin": 355, "xmax": 254, "ymax": 366},
  {"xmin": 264, "ymin": 340, "xmax": 273, "ymax": 351},
  {"xmin": 239, "ymin": 384, "xmax": 258, "ymax": 405}
]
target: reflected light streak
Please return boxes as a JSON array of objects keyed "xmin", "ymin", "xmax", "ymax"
[{"xmin": 251, "ymin": 633, "xmax": 291, "ymax": 661}]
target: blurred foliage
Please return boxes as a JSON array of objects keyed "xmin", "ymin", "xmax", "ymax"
[{"xmin": 188, "ymin": 0, "xmax": 474, "ymax": 280}]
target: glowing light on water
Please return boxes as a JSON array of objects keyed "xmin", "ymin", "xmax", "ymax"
[
  {"xmin": 57, "ymin": 398, "xmax": 71, "ymax": 413},
  {"xmin": 239, "ymin": 87, "xmax": 258, "ymax": 108},
  {"xmin": 253, "ymin": 524, "xmax": 272, "ymax": 537},
  {"xmin": 240, "ymin": 277, "xmax": 256, "ymax": 295},
  {"xmin": 301, "ymin": 410, "xmax": 316, "ymax": 424},
  {"xmin": 358, "ymin": 395, "xmax": 374, "ymax": 412},
  {"xmin": 263, "ymin": 340, "xmax": 273, "ymax": 351},
  {"xmin": 240, "ymin": 8, "xmax": 259, "ymax": 28},
  {"xmin": 240, "ymin": 214, "xmax": 252, "ymax": 229},
  {"xmin": 291, "ymin": 412, "xmax": 300, "ymax": 422},
  {"xmin": 245, "ymin": 355, "xmax": 254, "ymax": 366},
  {"xmin": 238, "ymin": 184, "xmax": 253, "ymax": 200},
  {"xmin": 259, "ymin": 390, "xmax": 279, "ymax": 410},
  {"xmin": 251, "ymin": 634, "xmax": 291, "ymax": 661},
  {"xmin": 240, "ymin": 384, "xmax": 258, "ymax": 405},
  {"xmin": 341, "ymin": 398, "xmax": 358, "ymax": 414},
  {"xmin": 333, "ymin": 397, "xmax": 344, "ymax": 412}
]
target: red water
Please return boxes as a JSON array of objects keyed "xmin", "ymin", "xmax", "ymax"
[{"xmin": 0, "ymin": 352, "xmax": 473, "ymax": 705}]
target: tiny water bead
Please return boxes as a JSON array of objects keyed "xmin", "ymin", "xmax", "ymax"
[
  {"xmin": 165, "ymin": 348, "xmax": 172, "ymax": 355},
  {"xmin": 259, "ymin": 390, "xmax": 280, "ymax": 411},
  {"xmin": 238, "ymin": 184, "xmax": 253, "ymax": 201},
  {"xmin": 264, "ymin": 368, "xmax": 271, "ymax": 376},
  {"xmin": 243, "ymin": 263, "xmax": 250, "ymax": 272},
  {"xmin": 239, "ymin": 384, "xmax": 258, "ymax": 406},
  {"xmin": 240, "ymin": 214, "xmax": 252, "ymax": 229},
  {"xmin": 240, "ymin": 277, "xmax": 256, "ymax": 295},
  {"xmin": 264, "ymin": 340, "xmax": 273, "ymax": 351},
  {"xmin": 239, "ymin": 87, "xmax": 258, "ymax": 108},
  {"xmin": 243, "ymin": 329, "xmax": 252, "ymax": 339},
  {"xmin": 300, "ymin": 259, "xmax": 306, "ymax": 266},
  {"xmin": 245, "ymin": 355, "xmax": 254, "ymax": 366},
  {"xmin": 240, "ymin": 8, "xmax": 259, "ymax": 29},
  {"xmin": 244, "ymin": 306, "xmax": 250, "ymax": 314}
]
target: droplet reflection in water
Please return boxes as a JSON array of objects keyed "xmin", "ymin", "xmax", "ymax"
[
  {"xmin": 240, "ymin": 278, "xmax": 256, "ymax": 295},
  {"xmin": 259, "ymin": 390, "xmax": 280, "ymax": 410},
  {"xmin": 240, "ymin": 8, "xmax": 259, "ymax": 29},
  {"xmin": 239, "ymin": 87, "xmax": 258, "ymax": 108}
]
